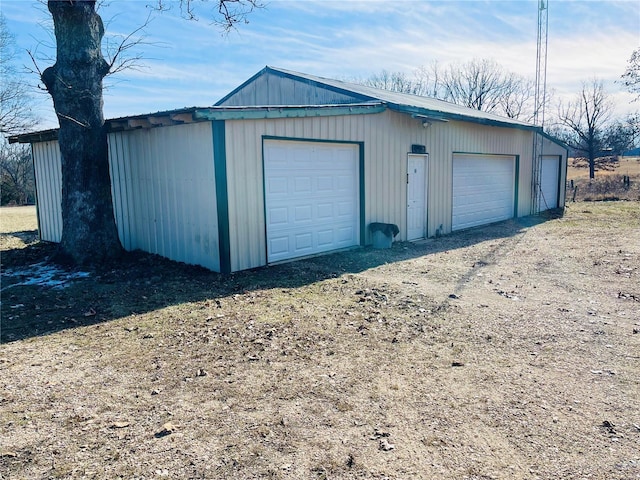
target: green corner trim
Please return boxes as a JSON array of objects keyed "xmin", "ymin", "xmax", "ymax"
[
  {"xmin": 30, "ymin": 143, "xmax": 44, "ymax": 241},
  {"xmin": 359, "ymin": 142, "xmax": 366, "ymax": 246},
  {"xmin": 556, "ymin": 155, "xmax": 563, "ymax": 208},
  {"xmin": 213, "ymin": 120, "xmax": 231, "ymax": 274},
  {"xmin": 514, "ymin": 155, "xmax": 520, "ymax": 218}
]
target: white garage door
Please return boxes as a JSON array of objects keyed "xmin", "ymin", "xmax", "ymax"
[
  {"xmin": 538, "ymin": 156, "xmax": 560, "ymax": 211},
  {"xmin": 452, "ymin": 154, "xmax": 515, "ymax": 231},
  {"xmin": 264, "ymin": 140, "xmax": 360, "ymax": 263}
]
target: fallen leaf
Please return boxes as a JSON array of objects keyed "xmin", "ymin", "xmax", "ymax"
[
  {"xmin": 155, "ymin": 422, "xmax": 177, "ymax": 438},
  {"xmin": 379, "ymin": 438, "xmax": 395, "ymax": 451}
]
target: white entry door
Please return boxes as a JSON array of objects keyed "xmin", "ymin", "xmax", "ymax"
[
  {"xmin": 264, "ymin": 140, "xmax": 360, "ymax": 263},
  {"xmin": 407, "ymin": 154, "xmax": 428, "ymax": 240}
]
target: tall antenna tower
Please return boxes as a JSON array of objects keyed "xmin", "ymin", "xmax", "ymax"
[{"xmin": 532, "ymin": 0, "xmax": 549, "ymax": 213}]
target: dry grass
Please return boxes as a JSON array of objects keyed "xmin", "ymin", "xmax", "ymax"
[
  {"xmin": 567, "ymin": 157, "xmax": 640, "ymax": 181},
  {"xmin": 566, "ymin": 157, "xmax": 640, "ymax": 202},
  {"xmin": 1, "ymin": 204, "xmax": 639, "ymax": 479}
]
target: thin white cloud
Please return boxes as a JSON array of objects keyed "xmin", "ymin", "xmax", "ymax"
[{"xmin": 3, "ymin": 0, "xmax": 638, "ymax": 131}]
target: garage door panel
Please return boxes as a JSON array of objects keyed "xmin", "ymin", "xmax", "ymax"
[
  {"xmin": 317, "ymin": 203, "xmax": 333, "ymax": 219},
  {"xmin": 337, "ymin": 201, "xmax": 356, "ymax": 218},
  {"xmin": 318, "ymin": 230, "xmax": 334, "ymax": 246},
  {"xmin": 337, "ymin": 226, "xmax": 355, "ymax": 242},
  {"xmin": 294, "ymin": 176, "xmax": 312, "ymax": 192},
  {"xmin": 268, "ymin": 207, "xmax": 289, "ymax": 225},
  {"xmin": 453, "ymin": 155, "xmax": 515, "ymax": 231},
  {"xmin": 317, "ymin": 176, "xmax": 333, "ymax": 191},
  {"xmin": 265, "ymin": 140, "xmax": 359, "ymax": 263},
  {"xmin": 267, "ymin": 176, "xmax": 288, "ymax": 195},
  {"xmin": 269, "ymin": 236, "xmax": 289, "ymax": 256},
  {"xmin": 295, "ymin": 233, "xmax": 313, "ymax": 251},
  {"xmin": 294, "ymin": 205, "xmax": 313, "ymax": 222}
]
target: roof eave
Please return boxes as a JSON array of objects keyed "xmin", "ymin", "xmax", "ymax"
[
  {"xmin": 194, "ymin": 103, "xmax": 385, "ymax": 121},
  {"xmin": 9, "ymin": 104, "xmax": 388, "ymax": 143},
  {"xmin": 387, "ymin": 103, "xmax": 540, "ymax": 132},
  {"xmin": 539, "ymin": 130, "xmax": 569, "ymax": 150},
  {"xmin": 9, "ymin": 129, "xmax": 59, "ymax": 144}
]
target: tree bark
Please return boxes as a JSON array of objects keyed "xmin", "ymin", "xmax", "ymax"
[{"xmin": 42, "ymin": 0, "xmax": 121, "ymax": 265}]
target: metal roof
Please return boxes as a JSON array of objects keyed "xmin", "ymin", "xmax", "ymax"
[
  {"xmin": 218, "ymin": 66, "xmax": 541, "ymax": 132},
  {"xmin": 10, "ymin": 66, "xmax": 551, "ymax": 144}
]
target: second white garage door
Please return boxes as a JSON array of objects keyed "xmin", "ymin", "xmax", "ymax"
[
  {"xmin": 538, "ymin": 155, "xmax": 560, "ymax": 211},
  {"xmin": 452, "ymin": 154, "xmax": 516, "ymax": 231},
  {"xmin": 264, "ymin": 140, "xmax": 360, "ymax": 263}
]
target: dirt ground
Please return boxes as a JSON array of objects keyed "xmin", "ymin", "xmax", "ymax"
[{"xmin": 1, "ymin": 203, "xmax": 639, "ymax": 479}]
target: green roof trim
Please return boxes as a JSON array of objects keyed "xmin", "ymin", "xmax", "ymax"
[{"xmin": 387, "ymin": 103, "xmax": 541, "ymax": 132}]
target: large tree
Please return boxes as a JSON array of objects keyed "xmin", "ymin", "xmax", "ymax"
[
  {"xmin": 39, "ymin": 0, "xmax": 258, "ymax": 266},
  {"xmin": 42, "ymin": 1, "xmax": 120, "ymax": 265},
  {"xmin": 554, "ymin": 79, "xmax": 614, "ymax": 179}
]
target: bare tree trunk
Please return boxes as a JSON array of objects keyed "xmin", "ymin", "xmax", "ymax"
[{"xmin": 42, "ymin": 1, "xmax": 121, "ymax": 265}]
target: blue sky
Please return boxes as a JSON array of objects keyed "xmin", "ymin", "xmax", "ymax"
[{"xmin": 2, "ymin": 0, "xmax": 638, "ymax": 130}]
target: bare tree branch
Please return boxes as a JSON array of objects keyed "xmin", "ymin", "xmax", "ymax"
[
  {"xmin": 104, "ymin": 11, "xmax": 155, "ymax": 75},
  {"xmin": 621, "ymin": 47, "xmax": 640, "ymax": 101},
  {"xmin": 0, "ymin": 14, "xmax": 39, "ymax": 135}
]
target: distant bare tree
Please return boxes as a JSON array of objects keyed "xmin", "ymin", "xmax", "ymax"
[
  {"xmin": 499, "ymin": 74, "xmax": 536, "ymax": 121},
  {"xmin": 360, "ymin": 70, "xmax": 417, "ymax": 94},
  {"xmin": 359, "ymin": 59, "xmax": 535, "ymax": 121},
  {"xmin": 437, "ymin": 59, "xmax": 535, "ymax": 119},
  {"xmin": 621, "ymin": 47, "xmax": 640, "ymax": 100},
  {"xmin": 356, "ymin": 63, "xmax": 441, "ymax": 97},
  {"xmin": 555, "ymin": 79, "xmax": 614, "ymax": 179},
  {"xmin": 413, "ymin": 61, "xmax": 444, "ymax": 98},
  {"xmin": 0, "ymin": 14, "xmax": 38, "ymax": 135},
  {"xmin": 0, "ymin": 140, "xmax": 35, "ymax": 205},
  {"xmin": 604, "ymin": 113, "xmax": 640, "ymax": 157}
]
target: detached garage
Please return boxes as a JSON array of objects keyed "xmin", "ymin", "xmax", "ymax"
[{"xmin": 11, "ymin": 66, "xmax": 567, "ymax": 273}]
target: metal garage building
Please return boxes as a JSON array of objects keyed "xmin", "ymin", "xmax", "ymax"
[{"xmin": 13, "ymin": 66, "xmax": 567, "ymax": 273}]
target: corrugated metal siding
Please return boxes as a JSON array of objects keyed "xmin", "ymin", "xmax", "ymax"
[
  {"xmin": 218, "ymin": 72, "xmax": 362, "ymax": 107},
  {"xmin": 108, "ymin": 122, "xmax": 220, "ymax": 271},
  {"xmin": 224, "ymin": 110, "xmax": 538, "ymax": 272},
  {"xmin": 31, "ymin": 141, "xmax": 63, "ymax": 242},
  {"xmin": 28, "ymin": 110, "xmax": 558, "ymax": 274}
]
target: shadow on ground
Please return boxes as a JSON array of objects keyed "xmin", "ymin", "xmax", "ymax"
[{"xmin": 0, "ymin": 212, "xmax": 560, "ymax": 343}]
